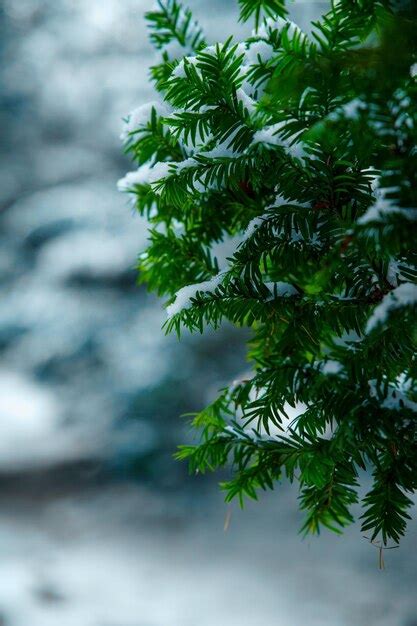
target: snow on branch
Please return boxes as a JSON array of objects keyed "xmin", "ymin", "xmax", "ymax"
[
  {"xmin": 121, "ymin": 101, "xmax": 171, "ymax": 142},
  {"xmin": 166, "ymin": 273, "xmax": 225, "ymax": 317},
  {"xmin": 366, "ymin": 283, "xmax": 417, "ymax": 333}
]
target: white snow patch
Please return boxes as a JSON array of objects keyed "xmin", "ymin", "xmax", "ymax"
[
  {"xmin": 211, "ymin": 235, "xmax": 246, "ymax": 271},
  {"xmin": 0, "ymin": 371, "xmax": 57, "ymax": 439},
  {"xmin": 197, "ymin": 126, "xmax": 242, "ymax": 160},
  {"xmin": 242, "ymin": 194, "xmax": 308, "ymax": 244},
  {"xmin": 321, "ymin": 360, "xmax": 343, "ymax": 375},
  {"xmin": 171, "ymin": 55, "xmax": 199, "ymax": 78},
  {"xmin": 166, "ymin": 273, "xmax": 225, "ymax": 317},
  {"xmin": 118, "ymin": 161, "xmax": 177, "ymax": 195},
  {"xmin": 358, "ymin": 181, "xmax": 417, "ymax": 224},
  {"xmin": 253, "ymin": 123, "xmax": 304, "ymax": 158},
  {"xmin": 162, "ymin": 39, "xmax": 188, "ymax": 60},
  {"xmin": 117, "ymin": 163, "xmax": 154, "ymax": 191},
  {"xmin": 328, "ymin": 98, "xmax": 366, "ymax": 121},
  {"xmin": 0, "ymin": 371, "xmax": 87, "ymax": 470},
  {"xmin": 121, "ymin": 101, "xmax": 170, "ymax": 142},
  {"xmin": 366, "ymin": 282, "xmax": 417, "ymax": 332},
  {"xmin": 243, "ymin": 213, "xmax": 269, "ymax": 240},
  {"xmin": 234, "ymin": 42, "xmax": 248, "ymax": 59},
  {"xmin": 253, "ymin": 122, "xmax": 285, "ymax": 145},
  {"xmin": 200, "ymin": 139, "xmax": 238, "ymax": 160},
  {"xmin": 369, "ymin": 379, "xmax": 417, "ymax": 412},
  {"xmin": 235, "ymin": 87, "xmax": 257, "ymax": 114},
  {"xmin": 254, "ymin": 17, "xmax": 307, "ymax": 46},
  {"xmin": 245, "ymin": 40, "xmax": 275, "ymax": 65},
  {"xmin": 175, "ymin": 156, "xmax": 198, "ymax": 171},
  {"xmin": 148, "ymin": 161, "xmax": 176, "ymax": 190},
  {"xmin": 253, "ymin": 16, "xmax": 286, "ymax": 39},
  {"xmin": 358, "ymin": 200, "xmax": 417, "ymax": 225},
  {"xmin": 386, "ymin": 259, "xmax": 400, "ymax": 288},
  {"xmin": 198, "ymin": 43, "xmax": 219, "ymax": 56}
]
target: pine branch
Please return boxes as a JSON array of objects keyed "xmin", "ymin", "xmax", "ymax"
[
  {"xmin": 119, "ymin": 0, "xmax": 417, "ymax": 547},
  {"xmin": 146, "ymin": 0, "xmax": 205, "ymax": 52},
  {"xmin": 238, "ymin": 0, "xmax": 287, "ymax": 29}
]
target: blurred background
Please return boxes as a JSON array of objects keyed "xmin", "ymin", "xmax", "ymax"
[{"xmin": 0, "ymin": 1, "xmax": 416, "ymax": 624}]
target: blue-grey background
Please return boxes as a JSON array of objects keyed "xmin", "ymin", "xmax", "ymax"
[{"xmin": 0, "ymin": 1, "xmax": 416, "ymax": 624}]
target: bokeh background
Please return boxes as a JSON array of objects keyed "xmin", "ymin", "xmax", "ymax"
[{"xmin": 0, "ymin": 1, "xmax": 416, "ymax": 624}]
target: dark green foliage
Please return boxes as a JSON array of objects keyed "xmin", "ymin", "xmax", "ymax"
[
  {"xmin": 238, "ymin": 0, "xmax": 287, "ymax": 28},
  {"xmin": 146, "ymin": 0, "xmax": 205, "ymax": 51},
  {"xmin": 119, "ymin": 0, "xmax": 417, "ymax": 545}
]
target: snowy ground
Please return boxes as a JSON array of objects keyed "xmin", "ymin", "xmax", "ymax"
[
  {"xmin": 0, "ymin": 480, "xmax": 417, "ymax": 626},
  {"xmin": 1, "ymin": 1, "xmax": 417, "ymax": 624}
]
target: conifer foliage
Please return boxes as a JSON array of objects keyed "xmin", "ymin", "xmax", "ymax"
[{"xmin": 119, "ymin": 0, "xmax": 417, "ymax": 545}]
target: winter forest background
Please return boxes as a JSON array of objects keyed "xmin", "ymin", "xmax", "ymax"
[{"xmin": 0, "ymin": 0, "xmax": 417, "ymax": 624}]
